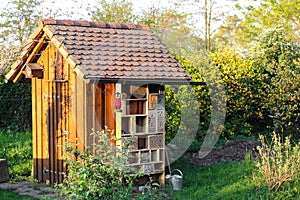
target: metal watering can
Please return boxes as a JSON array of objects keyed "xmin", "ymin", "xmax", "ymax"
[{"xmin": 166, "ymin": 169, "xmax": 183, "ymax": 191}]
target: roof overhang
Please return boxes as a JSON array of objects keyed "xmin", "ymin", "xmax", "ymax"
[
  {"xmin": 5, "ymin": 25, "xmax": 45, "ymax": 82},
  {"xmin": 5, "ymin": 18, "xmax": 195, "ymax": 84},
  {"xmin": 85, "ymin": 77, "xmax": 205, "ymax": 85}
]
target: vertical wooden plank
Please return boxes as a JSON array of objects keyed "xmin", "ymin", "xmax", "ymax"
[
  {"xmin": 58, "ymin": 55, "xmax": 66, "ymax": 184},
  {"xmin": 48, "ymin": 43, "xmax": 55, "ymax": 183},
  {"xmin": 69, "ymin": 70, "xmax": 77, "ymax": 153},
  {"xmin": 86, "ymin": 82, "xmax": 93, "ymax": 152},
  {"xmin": 91, "ymin": 83, "xmax": 96, "ymax": 154},
  {"xmin": 60, "ymin": 78, "xmax": 66, "ymax": 183},
  {"xmin": 40, "ymin": 46, "xmax": 49, "ymax": 183},
  {"xmin": 95, "ymin": 84, "xmax": 103, "ymax": 132},
  {"xmin": 62, "ymin": 61, "xmax": 70, "ymax": 177},
  {"xmin": 104, "ymin": 83, "xmax": 115, "ymax": 129},
  {"xmin": 36, "ymin": 78, "xmax": 43, "ymax": 181},
  {"xmin": 105, "ymin": 83, "xmax": 116, "ymax": 145},
  {"xmin": 31, "ymin": 78, "xmax": 37, "ymax": 178},
  {"xmin": 76, "ymin": 77, "xmax": 85, "ymax": 150},
  {"xmin": 55, "ymin": 50, "xmax": 62, "ymax": 183}
]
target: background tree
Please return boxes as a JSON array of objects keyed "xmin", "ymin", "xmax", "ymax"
[
  {"xmin": 138, "ymin": 6, "xmax": 193, "ymax": 35},
  {"xmin": 0, "ymin": 0, "xmax": 42, "ymax": 74},
  {"xmin": 182, "ymin": 0, "xmax": 239, "ymax": 51},
  {"xmin": 234, "ymin": 0, "xmax": 300, "ymax": 49},
  {"xmin": 91, "ymin": 0, "xmax": 136, "ymax": 23},
  {"xmin": 212, "ymin": 15, "xmax": 243, "ymax": 49},
  {"xmin": 0, "ymin": 0, "xmax": 40, "ymax": 45}
]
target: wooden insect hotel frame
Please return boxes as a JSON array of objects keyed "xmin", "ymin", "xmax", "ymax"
[{"xmin": 5, "ymin": 19, "xmax": 191, "ymax": 185}]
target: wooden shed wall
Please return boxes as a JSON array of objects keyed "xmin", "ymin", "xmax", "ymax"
[
  {"xmin": 32, "ymin": 40, "xmax": 116, "ymax": 184},
  {"xmin": 32, "ymin": 42, "xmax": 71, "ymax": 183}
]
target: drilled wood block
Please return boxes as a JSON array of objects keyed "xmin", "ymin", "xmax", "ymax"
[
  {"xmin": 143, "ymin": 163, "xmax": 154, "ymax": 174},
  {"xmin": 129, "ymin": 136, "xmax": 138, "ymax": 151},
  {"xmin": 148, "ymin": 116, "xmax": 156, "ymax": 133},
  {"xmin": 140, "ymin": 152, "xmax": 150, "ymax": 163},
  {"xmin": 0, "ymin": 159, "xmax": 9, "ymax": 182},
  {"xmin": 154, "ymin": 162, "xmax": 164, "ymax": 171},
  {"xmin": 128, "ymin": 152, "xmax": 138, "ymax": 164},
  {"xmin": 157, "ymin": 117, "xmax": 165, "ymax": 132},
  {"xmin": 122, "ymin": 136, "xmax": 138, "ymax": 151},
  {"xmin": 149, "ymin": 134, "xmax": 164, "ymax": 149}
]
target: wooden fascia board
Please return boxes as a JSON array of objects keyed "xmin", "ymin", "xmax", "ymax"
[
  {"xmin": 5, "ymin": 26, "xmax": 44, "ymax": 81},
  {"xmin": 74, "ymin": 66, "xmax": 85, "ymax": 79},
  {"xmin": 44, "ymin": 26, "xmax": 78, "ymax": 68},
  {"xmin": 12, "ymin": 34, "xmax": 47, "ymax": 82}
]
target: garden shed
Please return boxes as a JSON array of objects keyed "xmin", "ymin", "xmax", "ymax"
[{"xmin": 5, "ymin": 19, "xmax": 191, "ymax": 185}]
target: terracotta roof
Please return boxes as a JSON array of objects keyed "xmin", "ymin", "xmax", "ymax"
[
  {"xmin": 6, "ymin": 19, "xmax": 191, "ymax": 83},
  {"xmin": 43, "ymin": 19, "xmax": 191, "ymax": 82}
]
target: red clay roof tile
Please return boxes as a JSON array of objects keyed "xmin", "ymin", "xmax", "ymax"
[{"xmin": 41, "ymin": 18, "xmax": 191, "ymax": 81}]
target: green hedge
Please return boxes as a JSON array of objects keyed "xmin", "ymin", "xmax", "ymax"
[{"xmin": 0, "ymin": 80, "xmax": 31, "ymax": 131}]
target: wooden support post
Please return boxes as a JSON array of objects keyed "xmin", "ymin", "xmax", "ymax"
[{"xmin": 0, "ymin": 159, "xmax": 9, "ymax": 182}]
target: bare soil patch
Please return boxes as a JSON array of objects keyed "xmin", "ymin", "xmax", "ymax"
[{"xmin": 189, "ymin": 139, "xmax": 261, "ymax": 165}]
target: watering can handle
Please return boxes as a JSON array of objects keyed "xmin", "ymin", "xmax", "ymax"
[{"xmin": 171, "ymin": 169, "xmax": 183, "ymax": 177}]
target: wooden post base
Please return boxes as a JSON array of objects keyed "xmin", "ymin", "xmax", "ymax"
[{"xmin": 0, "ymin": 159, "xmax": 9, "ymax": 182}]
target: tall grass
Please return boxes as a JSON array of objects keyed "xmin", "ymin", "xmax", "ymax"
[{"xmin": 0, "ymin": 129, "xmax": 32, "ymax": 179}]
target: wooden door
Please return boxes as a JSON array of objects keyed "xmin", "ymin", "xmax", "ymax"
[{"xmin": 43, "ymin": 81, "xmax": 67, "ymax": 184}]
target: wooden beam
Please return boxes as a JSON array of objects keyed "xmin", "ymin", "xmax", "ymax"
[
  {"xmin": 5, "ymin": 26, "xmax": 43, "ymax": 81},
  {"xmin": 13, "ymin": 35, "xmax": 47, "ymax": 83}
]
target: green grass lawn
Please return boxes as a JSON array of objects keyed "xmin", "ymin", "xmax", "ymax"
[
  {"xmin": 1, "ymin": 130, "xmax": 299, "ymax": 199},
  {"xmin": 0, "ymin": 189, "xmax": 36, "ymax": 200},
  {"xmin": 169, "ymin": 156, "xmax": 300, "ymax": 200},
  {"xmin": 0, "ymin": 129, "xmax": 32, "ymax": 179}
]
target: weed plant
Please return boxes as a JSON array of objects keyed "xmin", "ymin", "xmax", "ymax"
[{"xmin": 254, "ymin": 133, "xmax": 300, "ymax": 192}]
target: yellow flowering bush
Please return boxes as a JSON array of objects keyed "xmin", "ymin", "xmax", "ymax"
[{"xmin": 165, "ymin": 26, "xmax": 299, "ymax": 142}]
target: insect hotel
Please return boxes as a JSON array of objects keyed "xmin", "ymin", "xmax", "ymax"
[{"xmin": 5, "ymin": 19, "xmax": 191, "ymax": 185}]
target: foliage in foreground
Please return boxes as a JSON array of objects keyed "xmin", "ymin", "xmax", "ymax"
[
  {"xmin": 0, "ymin": 130, "xmax": 32, "ymax": 179},
  {"xmin": 60, "ymin": 128, "xmax": 164, "ymax": 200},
  {"xmin": 254, "ymin": 133, "xmax": 300, "ymax": 191},
  {"xmin": 60, "ymin": 128, "xmax": 136, "ymax": 199}
]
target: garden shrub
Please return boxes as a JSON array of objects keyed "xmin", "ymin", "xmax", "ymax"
[
  {"xmin": 210, "ymin": 48, "xmax": 271, "ymax": 138},
  {"xmin": 166, "ymin": 26, "xmax": 299, "ymax": 144},
  {"xmin": 0, "ymin": 81, "xmax": 31, "ymax": 131},
  {"xmin": 252, "ymin": 26, "xmax": 300, "ymax": 135},
  {"xmin": 253, "ymin": 132, "xmax": 300, "ymax": 191},
  {"xmin": 60, "ymin": 127, "xmax": 163, "ymax": 200}
]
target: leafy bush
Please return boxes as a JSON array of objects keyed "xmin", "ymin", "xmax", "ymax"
[
  {"xmin": 253, "ymin": 132, "xmax": 300, "ymax": 191},
  {"xmin": 165, "ymin": 26, "xmax": 299, "ymax": 143},
  {"xmin": 252, "ymin": 26, "xmax": 300, "ymax": 134},
  {"xmin": 210, "ymin": 48, "xmax": 271, "ymax": 138},
  {"xmin": 60, "ymin": 127, "xmax": 141, "ymax": 199}
]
